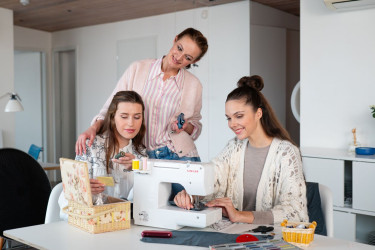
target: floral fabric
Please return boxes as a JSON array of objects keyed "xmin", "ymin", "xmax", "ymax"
[{"xmin": 60, "ymin": 158, "xmax": 92, "ymax": 206}]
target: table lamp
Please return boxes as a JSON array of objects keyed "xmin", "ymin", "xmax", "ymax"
[{"xmin": 0, "ymin": 92, "xmax": 24, "ymax": 112}]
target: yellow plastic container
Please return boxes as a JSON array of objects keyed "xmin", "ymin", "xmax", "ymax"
[{"xmin": 281, "ymin": 220, "xmax": 317, "ymax": 247}]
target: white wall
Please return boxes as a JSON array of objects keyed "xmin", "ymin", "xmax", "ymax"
[
  {"xmin": 0, "ymin": 8, "xmax": 15, "ymax": 147},
  {"xmin": 250, "ymin": 1, "xmax": 299, "ymax": 30},
  {"xmin": 51, "ymin": 1, "xmax": 250, "ymax": 161},
  {"xmin": 301, "ymin": 0, "xmax": 375, "ymax": 149},
  {"xmin": 14, "ymin": 26, "xmax": 52, "ymax": 50}
]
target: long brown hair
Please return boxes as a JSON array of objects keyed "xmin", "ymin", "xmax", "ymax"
[
  {"xmin": 226, "ymin": 75, "xmax": 296, "ymax": 146},
  {"xmin": 176, "ymin": 27, "xmax": 208, "ymax": 69},
  {"xmin": 98, "ymin": 91, "xmax": 146, "ymax": 172}
]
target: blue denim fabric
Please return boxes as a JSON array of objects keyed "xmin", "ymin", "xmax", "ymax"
[{"xmin": 147, "ymin": 146, "xmax": 201, "ymax": 198}]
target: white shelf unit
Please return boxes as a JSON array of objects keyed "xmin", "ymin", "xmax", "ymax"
[{"xmin": 302, "ymin": 147, "xmax": 375, "ymax": 245}]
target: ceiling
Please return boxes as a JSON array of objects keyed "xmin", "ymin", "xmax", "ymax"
[{"xmin": 0, "ymin": 0, "xmax": 299, "ymax": 32}]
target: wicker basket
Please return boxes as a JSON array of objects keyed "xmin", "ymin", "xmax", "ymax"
[
  {"xmin": 63, "ymin": 197, "xmax": 130, "ymax": 234},
  {"xmin": 60, "ymin": 158, "xmax": 131, "ymax": 234},
  {"xmin": 281, "ymin": 220, "xmax": 317, "ymax": 247}
]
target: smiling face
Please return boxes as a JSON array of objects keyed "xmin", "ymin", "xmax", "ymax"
[
  {"xmin": 113, "ymin": 102, "xmax": 143, "ymax": 147},
  {"xmin": 225, "ymin": 99, "xmax": 262, "ymax": 140},
  {"xmin": 165, "ymin": 35, "xmax": 202, "ymax": 70}
]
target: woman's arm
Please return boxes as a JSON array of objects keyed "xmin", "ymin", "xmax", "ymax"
[
  {"xmin": 206, "ymin": 197, "xmax": 255, "ymax": 223},
  {"xmin": 186, "ymin": 85, "xmax": 202, "ymax": 140},
  {"xmin": 76, "ymin": 120, "xmax": 103, "ymax": 155},
  {"xmin": 171, "ymin": 85, "xmax": 202, "ymax": 137}
]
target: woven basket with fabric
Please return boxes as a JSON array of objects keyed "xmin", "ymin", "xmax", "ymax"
[
  {"xmin": 60, "ymin": 158, "xmax": 131, "ymax": 234},
  {"xmin": 63, "ymin": 197, "xmax": 130, "ymax": 234},
  {"xmin": 281, "ymin": 220, "xmax": 317, "ymax": 247}
]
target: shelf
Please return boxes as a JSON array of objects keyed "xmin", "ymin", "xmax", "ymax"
[
  {"xmin": 334, "ymin": 206, "xmax": 375, "ymax": 217},
  {"xmin": 302, "ymin": 149, "xmax": 375, "ymax": 245},
  {"xmin": 301, "ymin": 147, "xmax": 375, "ymax": 163}
]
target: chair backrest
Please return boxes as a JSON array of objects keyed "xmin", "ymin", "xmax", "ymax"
[
  {"xmin": 0, "ymin": 148, "xmax": 51, "ymax": 237},
  {"xmin": 45, "ymin": 182, "xmax": 64, "ymax": 224},
  {"xmin": 306, "ymin": 182, "xmax": 328, "ymax": 236},
  {"xmin": 28, "ymin": 144, "xmax": 43, "ymax": 160},
  {"xmin": 319, "ymin": 184, "xmax": 334, "ymax": 237}
]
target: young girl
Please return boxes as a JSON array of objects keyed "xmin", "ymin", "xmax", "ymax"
[
  {"xmin": 59, "ymin": 91, "xmax": 146, "ymax": 218},
  {"xmin": 174, "ymin": 76, "xmax": 309, "ymax": 225}
]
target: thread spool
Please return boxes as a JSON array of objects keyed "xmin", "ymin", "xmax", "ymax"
[
  {"xmin": 142, "ymin": 158, "xmax": 147, "ymax": 171},
  {"xmin": 114, "ymin": 151, "xmax": 125, "ymax": 159},
  {"xmin": 132, "ymin": 159, "xmax": 140, "ymax": 170}
]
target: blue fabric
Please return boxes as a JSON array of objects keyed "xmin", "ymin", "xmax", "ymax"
[
  {"xmin": 147, "ymin": 146, "xmax": 200, "ymax": 197},
  {"xmin": 141, "ymin": 230, "xmax": 273, "ymax": 247}
]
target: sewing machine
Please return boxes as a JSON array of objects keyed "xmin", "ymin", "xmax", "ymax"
[{"xmin": 133, "ymin": 159, "xmax": 222, "ymax": 230}]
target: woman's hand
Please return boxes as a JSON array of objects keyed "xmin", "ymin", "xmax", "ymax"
[
  {"xmin": 90, "ymin": 179, "xmax": 105, "ymax": 194},
  {"xmin": 206, "ymin": 197, "xmax": 241, "ymax": 222},
  {"xmin": 171, "ymin": 121, "xmax": 194, "ymax": 135},
  {"xmin": 112, "ymin": 153, "xmax": 135, "ymax": 170},
  {"xmin": 174, "ymin": 190, "xmax": 194, "ymax": 210},
  {"xmin": 75, "ymin": 120, "xmax": 103, "ymax": 155},
  {"xmin": 206, "ymin": 197, "xmax": 255, "ymax": 223}
]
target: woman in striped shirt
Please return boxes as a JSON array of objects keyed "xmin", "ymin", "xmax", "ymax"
[{"xmin": 75, "ymin": 28, "xmax": 208, "ymax": 194}]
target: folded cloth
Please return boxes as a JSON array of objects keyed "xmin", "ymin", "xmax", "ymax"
[{"xmin": 140, "ymin": 230, "xmax": 273, "ymax": 247}]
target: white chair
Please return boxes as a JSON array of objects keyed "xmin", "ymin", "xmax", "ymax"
[
  {"xmin": 45, "ymin": 182, "xmax": 63, "ymax": 224},
  {"xmin": 319, "ymin": 184, "xmax": 334, "ymax": 237}
]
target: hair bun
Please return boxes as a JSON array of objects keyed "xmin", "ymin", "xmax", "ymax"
[{"xmin": 237, "ymin": 75, "xmax": 264, "ymax": 91}]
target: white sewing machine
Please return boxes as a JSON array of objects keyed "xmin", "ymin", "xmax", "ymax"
[{"xmin": 133, "ymin": 159, "xmax": 222, "ymax": 230}]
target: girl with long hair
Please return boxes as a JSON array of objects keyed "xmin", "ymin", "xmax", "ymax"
[
  {"xmin": 59, "ymin": 91, "xmax": 146, "ymax": 219},
  {"xmin": 174, "ymin": 75, "xmax": 308, "ymax": 225}
]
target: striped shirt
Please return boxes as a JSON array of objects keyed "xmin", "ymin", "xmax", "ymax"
[{"xmin": 142, "ymin": 58, "xmax": 198, "ymax": 157}]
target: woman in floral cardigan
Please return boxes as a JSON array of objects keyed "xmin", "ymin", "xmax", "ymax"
[{"xmin": 174, "ymin": 75, "xmax": 309, "ymax": 225}]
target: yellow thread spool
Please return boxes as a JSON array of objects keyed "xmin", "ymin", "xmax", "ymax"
[{"xmin": 132, "ymin": 159, "xmax": 139, "ymax": 170}]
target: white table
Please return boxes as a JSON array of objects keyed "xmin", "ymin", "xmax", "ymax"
[{"xmin": 4, "ymin": 221, "xmax": 375, "ymax": 250}]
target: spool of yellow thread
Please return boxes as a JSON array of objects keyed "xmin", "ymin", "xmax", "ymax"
[{"xmin": 132, "ymin": 159, "xmax": 140, "ymax": 170}]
